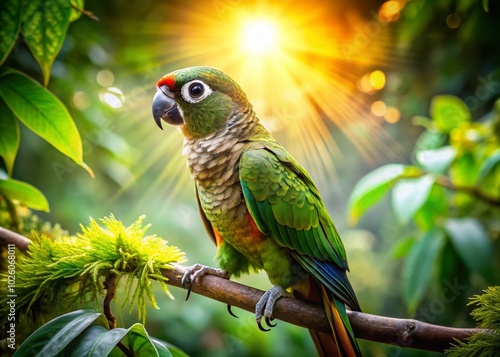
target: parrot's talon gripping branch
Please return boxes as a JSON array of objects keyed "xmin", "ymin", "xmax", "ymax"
[
  {"xmin": 266, "ymin": 316, "xmax": 276, "ymax": 328},
  {"xmin": 227, "ymin": 305, "xmax": 239, "ymax": 318},
  {"xmin": 181, "ymin": 264, "xmax": 230, "ymax": 301},
  {"xmin": 255, "ymin": 285, "xmax": 286, "ymax": 331}
]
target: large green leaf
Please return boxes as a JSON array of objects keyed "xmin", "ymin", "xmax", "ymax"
[
  {"xmin": 14, "ymin": 310, "xmax": 102, "ymax": 357},
  {"xmin": 66, "ymin": 324, "xmax": 112, "ymax": 357},
  {"xmin": 151, "ymin": 338, "xmax": 189, "ymax": 357},
  {"xmin": 80, "ymin": 327, "xmax": 131, "ymax": 356},
  {"xmin": 0, "ymin": 99, "xmax": 20, "ymax": 176},
  {"xmin": 392, "ymin": 174, "xmax": 435, "ymax": 225},
  {"xmin": 416, "ymin": 146, "xmax": 456, "ymax": 174},
  {"xmin": 402, "ymin": 229, "xmax": 446, "ymax": 314},
  {"xmin": 21, "ymin": 0, "xmax": 71, "ymax": 86},
  {"xmin": 430, "ymin": 95, "xmax": 471, "ymax": 133},
  {"xmin": 0, "ymin": 0, "xmax": 21, "ymax": 64},
  {"xmin": 0, "ymin": 178, "xmax": 49, "ymax": 211},
  {"xmin": 121, "ymin": 323, "xmax": 172, "ymax": 357},
  {"xmin": 445, "ymin": 218, "xmax": 493, "ymax": 281},
  {"xmin": 347, "ymin": 164, "xmax": 423, "ymax": 224},
  {"xmin": 0, "ymin": 70, "xmax": 93, "ymax": 176}
]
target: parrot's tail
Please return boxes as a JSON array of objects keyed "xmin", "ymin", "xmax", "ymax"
[{"xmin": 301, "ymin": 280, "xmax": 362, "ymax": 357}]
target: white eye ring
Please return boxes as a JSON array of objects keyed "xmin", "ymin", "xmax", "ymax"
[{"xmin": 181, "ymin": 80, "xmax": 213, "ymax": 103}]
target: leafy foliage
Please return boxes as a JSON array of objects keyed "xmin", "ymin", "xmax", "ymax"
[
  {"xmin": 348, "ymin": 95, "xmax": 500, "ymax": 314},
  {"xmin": 13, "ymin": 309, "xmax": 185, "ymax": 357},
  {"xmin": 446, "ymin": 286, "xmax": 500, "ymax": 357},
  {"xmin": 0, "ymin": 215, "xmax": 186, "ymax": 324},
  {"xmin": 0, "ymin": 0, "xmax": 93, "ymax": 219}
]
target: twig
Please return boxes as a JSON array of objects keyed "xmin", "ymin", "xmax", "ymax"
[
  {"xmin": 0, "ymin": 226, "xmax": 31, "ymax": 252},
  {"xmin": 435, "ymin": 176, "xmax": 500, "ymax": 207},
  {"xmin": 104, "ymin": 272, "xmax": 117, "ymax": 329},
  {"xmin": 162, "ymin": 264, "xmax": 486, "ymax": 352},
  {"xmin": 103, "ymin": 272, "xmax": 133, "ymax": 357},
  {"xmin": 70, "ymin": 3, "xmax": 99, "ymax": 21}
]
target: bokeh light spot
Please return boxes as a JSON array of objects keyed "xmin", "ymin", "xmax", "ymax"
[
  {"xmin": 384, "ymin": 107, "xmax": 401, "ymax": 123},
  {"xmin": 370, "ymin": 70, "xmax": 386, "ymax": 91},
  {"xmin": 96, "ymin": 69, "xmax": 115, "ymax": 87},
  {"xmin": 99, "ymin": 87, "xmax": 124, "ymax": 108},
  {"xmin": 379, "ymin": 0, "xmax": 406, "ymax": 23},
  {"xmin": 72, "ymin": 91, "xmax": 90, "ymax": 110},
  {"xmin": 371, "ymin": 100, "xmax": 387, "ymax": 116},
  {"xmin": 446, "ymin": 13, "xmax": 461, "ymax": 29}
]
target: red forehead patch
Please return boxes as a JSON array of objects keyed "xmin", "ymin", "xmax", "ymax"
[{"xmin": 157, "ymin": 74, "xmax": 175, "ymax": 90}]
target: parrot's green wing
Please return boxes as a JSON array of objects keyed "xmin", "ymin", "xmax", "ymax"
[{"xmin": 240, "ymin": 145, "xmax": 360, "ymax": 310}]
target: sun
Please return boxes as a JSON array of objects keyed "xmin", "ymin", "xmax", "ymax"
[{"xmin": 240, "ymin": 19, "xmax": 279, "ymax": 55}]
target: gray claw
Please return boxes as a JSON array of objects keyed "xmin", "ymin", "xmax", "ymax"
[
  {"xmin": 255, "ymin": 285, "xmax": 285, "ymax": 331},
  {"xmin": 181, "ymin": 264, "xmax": 229, "ymax": 301}
]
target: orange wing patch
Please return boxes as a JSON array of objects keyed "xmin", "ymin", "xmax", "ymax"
[{"xmin": 212, "ymin": 226, "xmax": 224, "ymax": 248}]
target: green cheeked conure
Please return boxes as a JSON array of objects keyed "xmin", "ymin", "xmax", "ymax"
[{"xmin": 152, "ymin": 66, "xmax": 362, "ymax": 357}]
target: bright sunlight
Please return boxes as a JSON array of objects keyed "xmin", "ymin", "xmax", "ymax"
[
  {"xmin": 123, "ymin": 1, "xmax": 405, "ymax": 199},
  {"xmin": 240, "ymin": 19, "xmax": 279, "ymax": 54}
]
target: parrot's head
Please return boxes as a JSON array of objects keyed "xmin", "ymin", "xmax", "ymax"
[{"xmin": 152, "ymin": 66, "xmax": 250, "ymax": 139}]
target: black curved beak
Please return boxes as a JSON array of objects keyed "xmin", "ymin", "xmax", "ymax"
[{"xmin": 152, "ymin": 85, "xmax": 183, "ymax": 129}]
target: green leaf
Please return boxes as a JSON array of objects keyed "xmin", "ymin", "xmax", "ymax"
[
  {"xmin": 151, "ymin": 338, "xmax": 188, "ymax": 357},
  {"xmin": 82, "ymin": 327, "xmax": 131, "ymax": 356},
  {"xmin": 0, "ymin": 0, "xmax": 21, "ymax": 65},
  {"xmin": 402, "ymin": 229, "xmax": 446, "ymax": 314},
  {"xmin": 392, "ymin": 236, "xmax": 415, "ymax": 259},
  {"xmin": 430, "ymin": 95, "xmax": 471, "ymax": 133},
  {"xmin": 66, "ymin": 324, "xmax": 112, "ymax": 357},
  {"xmin": 348, "ymin": 164, "xmax": 423, "ymax": 224},
  {"xmin": 414, "ymin": 184, "xmax": 447, "ymax": 231},
  {"xmin": 70, "ymin": 0, "xmax": 85, "ymax": 22},
  {"xmin": 414, "ymin": 130, "xmax": 447, "ymax": 152},
  {"xmin": 21, "ymin": 0, "xmax": 72, "ymax": 86},
  {"xmin": 0, "ymin": 70, "xmax": 93, "ymax": 177},
  {"xmin": 449, "ymin": 152, "xmax": 478, "ymax": 187},
  {"xmin": 445, "ymin": 218, "xmax": 493, "ymax": 281},
  {"xmin": 478, "ymin": 149, "xmax": 500, "ymax": 181},
  {"xmin": 121, "ymin": 323, "xmax": 172, "ymax": 357},
  {"xmin": 416, "ymin": 146, "xmax": 456, "ymax": 174},
  {"xmin": 0, "ymin": 99, "xmax": 20, "ymax": 176},
  {"xmin": 483, "ymin": 0, "xmax": 489, "ymax": 12},
  {"xmin": 392, "ymin": 174, "xmax": 435, "ymax": 225},
  {"xmin": 0, "ymin": 178, "xmax": 49, "ymax": 211},
  {"xmin": 14, "ymin": 310, "xmax": 102, "ymax": 357}
]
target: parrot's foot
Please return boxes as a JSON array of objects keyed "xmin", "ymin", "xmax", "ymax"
[
  {"xmin": 181, "ymin": 264, "xmax": 230, "ymax": 300},
  {"xmin": 255, "ymin": 285, "xmax": 286, "ymax": 332}
]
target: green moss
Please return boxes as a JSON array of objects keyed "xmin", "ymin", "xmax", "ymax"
[
  {"xmin": 0, "ymin": 214, "xmax": 185, "ymax": 324},
  {"xmin": 446, "ymin": 286, "xmax": 500, "ymax": 357}
]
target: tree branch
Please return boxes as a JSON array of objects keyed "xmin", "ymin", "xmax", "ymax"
[
  {"xmin": 0, "ymin": 226, "xmax": 486, "ymax": 352},
  {"xmin": 0, "ymin": 226, "xmax": 31, "ymax": 252},
  {"xmin": 162, "ymin": 264, "xmax": 485, "ymax": 353}
]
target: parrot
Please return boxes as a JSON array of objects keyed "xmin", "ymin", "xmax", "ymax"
[{"xmin": 152, "ymin": 66, "xmax": 362, "ymax": 357}]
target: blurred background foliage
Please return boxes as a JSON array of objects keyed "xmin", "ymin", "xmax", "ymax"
[{"xmin": 1, "ymin": 0, "xmax": 499, "ymax": 356}]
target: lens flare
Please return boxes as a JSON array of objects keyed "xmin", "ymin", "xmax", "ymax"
[{"xmin": 120, "ymin": 1, "xmax": 405, "ymax": 202}]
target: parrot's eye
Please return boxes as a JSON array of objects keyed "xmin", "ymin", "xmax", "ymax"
[
  {"xmin": 189, "ymin": 83, "xmax": 204, "ymax": 97},
  {"xmin": 181, "ymin": 80, "xmax": 213, "ymax": 103}
]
